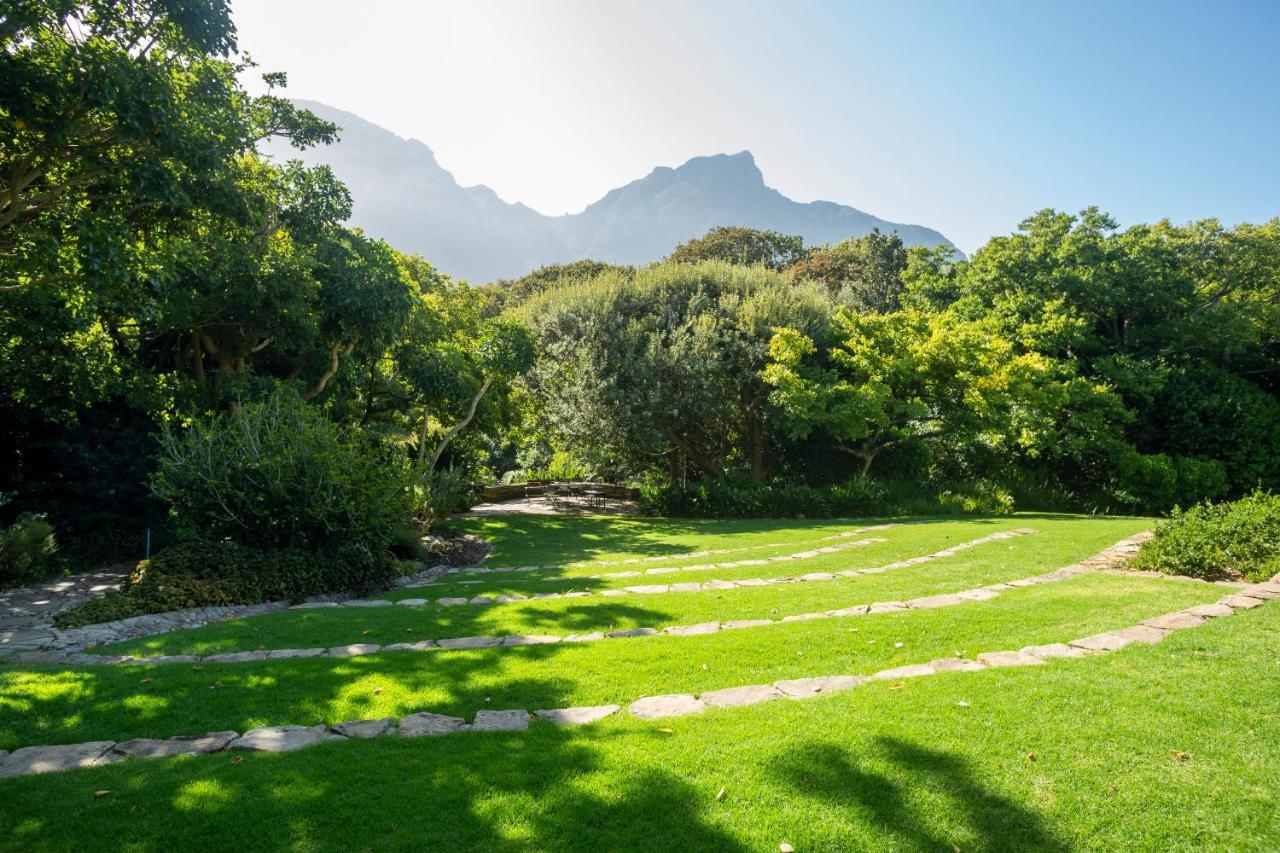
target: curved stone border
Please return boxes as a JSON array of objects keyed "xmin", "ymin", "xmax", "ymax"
[
  {"xmin": 5, "ymin": 532, "xmax": 1173, "ymax": 669},
  {"xmin": 4, "ymin": 574, "xmax": 1274, "ymax": 779},
  {"xmin": 454, "ymin": 523, "xmax": 901, "ymax": 574}
]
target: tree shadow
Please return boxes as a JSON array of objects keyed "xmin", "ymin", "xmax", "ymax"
[
  {"xmin": 0, "ymin": 720, "xmax": 748, "ymax": 852},
  {"xmin": 769, "ymin": 736, "xmax": 1067, "ymax": 852}
]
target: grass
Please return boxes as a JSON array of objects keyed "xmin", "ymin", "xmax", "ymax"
[
  {"xmin": 101, "ymin": 515, "xmax": 1145, "ymax": 658},
  {"xmin": 0, "ymin": 592, "xmax": 1275, "ymax": 851},
  {"xmin": 1, "ymin": 513, "xmax": 1274, "ymax": 852}
]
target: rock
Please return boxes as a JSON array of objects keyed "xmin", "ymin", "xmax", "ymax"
[
  {"xmin": 267, "ymin": 648, "xmax": 325, "ymax": 659},
  {"xmin": 471, "ymin": 710, "xmax": 530, "ymax": 731},
  {"xmin": 437, "ymin": 636, "xmax": 500, "ymax": 650},
  {"xmin": 1069, "ymin": 633, "xmax": 1129, "ymax": 652},
  {"xmin": 664, "ymin": 622, "xmax": 720, "ymax": 636},
  {"xmin": 130, "ymin": 654, "xmax": 200, "ymax": 664},
  {"xmin": 469, "ymin": 597, "xmax": 495, "ymax": 605},
  {"xmin": 0, "ymin": 742, "xmax": 120, "ymax": 777},
  {"xmin": 399, "ymin": 712, "xmax": 466, "ymax": 737},
  {"xmin": 628, "ymin": 694, "xmax": 706, "ymax": 719},
  {"xmin": 563, "ymin": 632, "xmax": 605, "ymax": 642},
  {"xmin": 906, "ymin": 594, "xmax": 965, "ymax": 609},
  {"xmin": 1143, "ymin": 612, "xmax": 1207, "ymax": 631},
  {"xmin": 1020, "ymin": 643, "xmax": 1086, "ymax": 659},
  {"xmin": 203, "ymin": 650, "xmax": 269, "ymax": 663},
  {"xmin": 733, "ymin": 578, "xmax": 771, "ymax": 587},
  {"xmin": 669, "ymin": 583, "xmax": 702, "ymax": 593},
  {"xmin": 327, "ymin": 644, "xmax": 381, "ymax": 657},
  {"xmin": 867, "ymin": 602, "xmax": 906, "ymax": 614},
  {"xmin": 291, "ymin": 602, "xmax": 339, "ymax": 609},
  {"xmin": 1242, "ymin": 586, "xmax": 1278, "ymax": 600},
  {"xmin": 534, "ymin": 705, "xmax": 620, "ymax": 725},
  {"xmin": 502, "ymin": 635, "xmax": 561, "ymax": 646},
  {"xmin": 957, "ymin": 589, "xmax": 1001, "ymax": 601},
  {"xmin": 625, "ymin": 585, "xmax": 670, "ymax": 595},
  {"xmin": 231, "ymin": 725, "xmax": 339, "ymax": 752},
  {"xmin": 722, "ymin": 619, "xmax": 773, "ymax": 629},
  {"xmin": 1183, "ymin": 603, "xmax": 1235, "ymax": 618},
  {"xmin": 700, "ymin": 580, "xmax": 737, "ymax": 590},
  {"xmin": 10, "ymin": 651, "xmax": 70, "ymax": 664},
  {"xmin": 112, "ymin": 731, "xmax": 238, "ymax": 758},
  {"xmin": 826, "ymin": 606, "xmax": 870, "ymax": 618},
  {"xmin": 395, "ymin": 599, "xmax": 428, "ymax": 607},
  {"xmin": 437, "ymin": 597, "xmax": 469, "ymax": 606},
  {"xmin": 799, "ymin": 572, "xmax": 835, "ymax": 582},
  {"xmin": 1110, "ymin": 625, "xmax": 1168, "ymax": 644},
  {"xmin": 331, "ymin": 718, "xmax": 395, "ymax": 739},
  {"xmin": 976, "ymin": 651, "xmax": 1045, "ymax": 668},
  {"xmin": 700, "ymin": 684, "xmax": 781, "ymax": 708},
  {"xmin": 343, "ymin": 599, "xmax": 392, "ymax": 608},
  {"xmin": 773, "ymin": 675, "xmax": 863, "ymax": 699},
  {"xmin": 929, "ymin": 657, "xmax": 985, "ymax": 672},
  {"xmin": 1218, "ymin": 594, "xmax": 1264, "ymax": 610},
  {"xmin": 780, "ymin": 613, "xmax": 826, "ymax": 622},
  {"xmin": 871, "ymin": 663, "xmax": 935, "ymax": 680},
  {"xmin": 605, "ymin": 627, "xmax": 659, "ymax": 638}
]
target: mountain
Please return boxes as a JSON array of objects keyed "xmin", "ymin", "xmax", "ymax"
[{"xmin": 263, "ymin": 101, "xmax": 958, "ymax": 283}]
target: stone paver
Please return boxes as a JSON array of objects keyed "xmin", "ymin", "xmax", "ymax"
[
  {"xmin": 437, "ymin": 636, "xmax": 500, "ymax": 649},
  {"xmin": 664, "ymin": 622, "xmax": 720, "ymax": 636},
  {"xmin": 327, "ymin": 644, "xmax": 381, "ymax": 657},
  {"xmin": 629, "ymin": 694, "xmax": 705, "ymax": 719},
  {"xmin": 773, "ymin": 675, "xmax": 863, "ymax": 698},
  {"xmin": 1020, "ymin": 643, "xmax": 1087, "ymax": 659},
  {"xmin": 331, "ymin": 718, "xmax": 395, "ymax": 739},
  {"xmin": 700, "ymin": 684, "xmax": 782, "ymax": 708},
  {"xmin": 1144, "ymin": 612, "xmax": 1207, "ymax": 631},
  {"xmin": 112, "ymin": 731, "xmax": 238, "ymax": 758},
  {"xmin": 471, "ymin": 710, "xmax": 530, "ymax": 731},
  {"xmin": 976, "ymin": 650, "xmax": 1045, "ymax": 668},
  {"xmin": 534, "ymin": 705, "xmax": 621, "ymax": 725},
  {"xmin": 0, "ymin": 742, "xmax": 120, "ymax": 777},
  {"xmin": 1220, "ymin": 594, "xmax": 1264, "ymax": 609},
  {"xmin": 930, "ymin": 657, "xmax": 986, "ymax": 672},
  {"xmin": 231, "ymin": 725, "xmax": 339, "ymax": 752},
  {"xmin": 871, "ymin": 663, "xmax": 935, "ymax": 680},
  {"xmin": 1184, "ymin": 603, "xmax": 1235, "ymax": 618},
  {"xmin": 502, "ymin": 635, "xmax": 560, "ymax": 646},
  {"xmin": 399, "ymin": 712, "xmax": 466, "ymax": 737}
]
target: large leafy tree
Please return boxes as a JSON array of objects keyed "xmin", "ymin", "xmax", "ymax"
[
  {"xmin": 785, "ymin": 229, "xmax": 910, "ymax": 312},
  {"xmin": 668, "ymin": 226, "xmax": 808, "ymax": 271}
]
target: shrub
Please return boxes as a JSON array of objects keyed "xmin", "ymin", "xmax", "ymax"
[
  {"xmin": 412, "ymin": 466, "xmax": 474, "ymax": 525},
  {"xmin": 1132, "ymin": 491, "xmax": 1280, "ymax": 582},
  {"xmin": 53, "ymin": 540, "xmax": 398, "ymax": 628},
  {"xmin": 0, "ymin": 512, "xmax": 62, "ymax": 588},
  {"xmin": 152, "ymin": 393, "xmax": 415, "ymax": 555}
]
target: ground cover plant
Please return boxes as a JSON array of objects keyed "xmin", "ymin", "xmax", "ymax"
[{"xmin": 1133, "ymin": 490, "xmax": 1280, "ymax": 581}]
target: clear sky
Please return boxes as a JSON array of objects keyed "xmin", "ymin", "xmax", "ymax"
[{"xmin": 232, "ymin": 0, "xmax": 1280, "ymax": 254}]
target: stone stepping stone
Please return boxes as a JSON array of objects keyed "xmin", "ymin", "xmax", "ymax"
[
  {"xmin": 1184, "ymin": 603, "xmax": 1235, "ymax": 618},
  {"xmin": 930, "ymin": 657, "xmax": 986, "ymax": 672},
  {"xmin": 399, "ymin": 712, "xmax": 466, "ymax": 737},
  {"xmin": 906, "ymin": 594, "xmax": 965, "ymax": 609},
  {"xmin": 0, "ymin": 742, "xmax": 120, "ymax": 777},
  {"xmin": 826, "ymin": 606, "xmax": 869, "ymax": 618},
  {"xmin": 332, "ymin": 718, "xmax": 395, "ymax": 739},
  {"xmin": 472, "ymin": 710, "xmax": 530, "ymax": 731},
  {"xmin": 327, "ymin": 644, "xmax": 381, "ymax": 657},
  {"xmin": 1021, "ymin": 643, "xmax": 1087, "ymax": 659},
  {"xmin": 204, "ymin": 650, "xmax": 269, "ymax": 663},
  {"xmin": 625, "ymin": 585, "xmax": 670, "ymax": 595},
  {"xmin": 872, "ymin": 663, "xmax": 935, "ymax": 680},
  {"xmin": 868, "ymin": 602, "xmax": 906, "ymax": 614},
  {"xmin": 563, "ymin": 632, "xmax": 605, "ymax": 642},
  {"xmin": 700, "ymin": 580, "xmax": 737, "ymax": 590},
  {"xmin": 629, "ymin": 694, "xmax": 705, "ymax": 719},
  {"xmin": 534, "ymin": 705, "xmax": 620, "ymax": 725},
  {"xmin": 976, "ymin": 650, "xmax": 1045, "ymax": 668},
  {"xmin": 773, "ymin": 675, "xmax": 863, "ymax": 699},
  {"xmin": 1111, "ymin": 625, "xmax": 1169, "ymax": 644},
  {"xmin": 1242, "ymin": 587, "xmax": 1278, "ymax": 600},
  {"xmin": 437, "ymin": 636, "xmax": 499, "ymax": 650},
  {"xmin": 112, "ymin": 731, "xmax": 238, "ymax": 758},
  {"xmin": 231, "ymin": 726, "xmax": 339, "ymax": 752},
  {"xmin": 957, "ymin": 589, "xmax": 1000, "ymax": 601},
  {"xmin": 605, "ymin": 627, "xmax": 658, "ymax": 638},
  {"xmin": 437, "ymin": 598, "xmax": 469, "ymax": 606},
  {"xmin": 1070, "ymin": 633, "xmax": 1129, "ymax": 652},
  {"xmin": 395, "ymin": 599, "xmax": 428, "ymax": 606},
  {"xmin": 1144, "ymin": 612, "xmax": 1207, "ymax": 631},
  {"xmin": 132, "ymin": 654, "xmax": 200, "ymax": 664},
  {"xmin": 344, "ymin": 600, "xmax": 392, "ymax": 608},
  {"xmin": 664, "ymin": 622, "xmax": 720, "ymax": 636},
  {"xmin": 502, "ymin": 635, "xmax": 560, "ymax": 646},
  {"xmin": 723, "ymin": 619, "xmax": 773, "ymax": 629},
  {"xmin": 267, "ymin": 648, "xmax": 325, "ymax": 659},
  {"xmin": 700, "ymin": 684, "xmax": 782, "ymax": 708}
]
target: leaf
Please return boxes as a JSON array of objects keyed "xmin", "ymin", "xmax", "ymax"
[
  {"xmin": 230, "ymin": 755, "xmax": 243, "ymax": 764},
  {"xmin": 957, "ymin": 701, "xmax": 971, "ymax": 708},
  {"xmin": 1025, "ymin": 752, "xmax": 1036, "ymax": 762},
  {"xmin": 92, "ymin": 790, "xmax": 110, "ymax": 799},
  {"xmin": 715, "ymin": 786, "xmax": 726, "ymax": 802},
  {"xmin": 138, "ymin": 677, "xmax": 153, "ymax": 684},
  {"xmin": 888, "ymin": 682, "xmax": 906, "ymax": 691},
  {"xmin": 657, "ymin": 727, "xmax": 674, "ymax": 734},
  {"xmin": 779, "ymin": 844, "xmax": 795, "ymax": 852},
  {"xmin": 1170, "ymin": 750, "xmax": 1191, "ymax": 762}
]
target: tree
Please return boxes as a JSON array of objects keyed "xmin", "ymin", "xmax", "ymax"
[
  {"xmin": 785, "ymin": 229, "xmax": 910, "ymax": 312},
  {"xmin": 668, "ymin": 226, "xmax": 808, "ymax": 271}
]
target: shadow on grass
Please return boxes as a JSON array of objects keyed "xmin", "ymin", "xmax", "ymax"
[
  {"xmin": 771, "ymin": 736, "xmax": 1067, "ymax": 852},
  {"xmin": 0, "ymin": 723, "xmax": 747, "ymax": 852}
]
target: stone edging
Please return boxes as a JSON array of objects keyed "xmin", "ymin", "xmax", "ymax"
[
  {"xmin": 3, "ymin": 572, "xmax": 1275, "ymax": 779},
  {"xmin": 8, "ymin": 532, "xmax": 1164, "ymax": 667}
]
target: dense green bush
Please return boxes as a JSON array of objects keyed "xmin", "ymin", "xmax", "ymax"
[
  {"xmin": 153, "ymin": 393, "xmax": 415, "ymax": 554},
  {"xmin": 0, "ymin": 512, "xmax": 62, "ymax": 589},
  {"xmin": 1132, "ymin": 491, "xmax": 1280, "ymax": 582},
  {"xmin": 412, "ymin": 467, "xmax": 474, "ymax": 524},
  {"xmin": 639, "ymin": 477, "xmax": 1014, "ymax": 519},
  {"xmin": 54, "ymin": 540, "xmax": 398, "ymax": 628}
]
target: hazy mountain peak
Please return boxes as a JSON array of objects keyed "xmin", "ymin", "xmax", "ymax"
[{"xmin": 265, "ymin": 101, "xmax": 958, "ymax": 282}]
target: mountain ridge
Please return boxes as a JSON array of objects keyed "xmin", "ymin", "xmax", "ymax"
[{"xmin": 264, "ymin": 100, "xmax": 958, "ymax": 282}]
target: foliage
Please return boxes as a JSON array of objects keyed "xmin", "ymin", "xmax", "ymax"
[
  {"xmin": 54, "ymin": 539, "xmax": 397, "ymax": 628},
  {"xmin": 668, "ymin": 226, "xmax": 808, "ymax": 271},
  {"xmin": 0, "ymin": 512, "xmax": 61, "ymax": 589},
  {"xmin": 152, "ymin": 393, "xmax": 415, "ymax": 554},
  {"xmin": 480, "ymin": 260, "xmax": 633, "ymax": 316},
  {"xmin": 1132, "ymin": 491, "xmax": 1280, "ymax": 582},
  {"xmin": 785, "ymin": 229, "xmax": 910, "ymax": 312},
  {"xmin": 413, "ymin": 467, "xmax": 475, "ymax": 525}
]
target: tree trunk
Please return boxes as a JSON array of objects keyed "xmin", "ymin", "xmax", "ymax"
[
  {"xmin": 302, "ymin": 341, "xmax": 354, "ymax": 401},
  {"xmin": 426, "ymin": 376, "xmax": 493, "ymax": 476},
  {"xmin": 670, "ymin": 433, "xmax": 723, "ymax": 478},
  {"xmin": 417, "ymin": 409, "xmax": 431, "ymax": 463}
]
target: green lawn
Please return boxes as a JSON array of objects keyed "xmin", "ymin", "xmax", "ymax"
[{"xmin": 1, "ymin": 513, "xmax": 1274, "ymax": 852}]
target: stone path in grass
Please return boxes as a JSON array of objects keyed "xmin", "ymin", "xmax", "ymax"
[
  {"xmin": 8, "ymin": 532, "xmax": 1177, "ymax": 668},
  {"xmin": 3, "ymin": 575, "xmax": 1274, "ymax": 779},
  {"xmin": 0, "ymin": 567, "xmax": 132, "ymax": 653}
]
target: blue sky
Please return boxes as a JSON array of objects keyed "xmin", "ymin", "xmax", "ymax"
[{"xmin": 234, "ymin": 0, "xmax": 1280, "ymax": 253}]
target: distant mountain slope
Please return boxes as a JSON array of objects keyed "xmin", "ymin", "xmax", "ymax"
[{"xmin": 263, "ymin": 101, "xmax": 958, "ymax": 282}]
